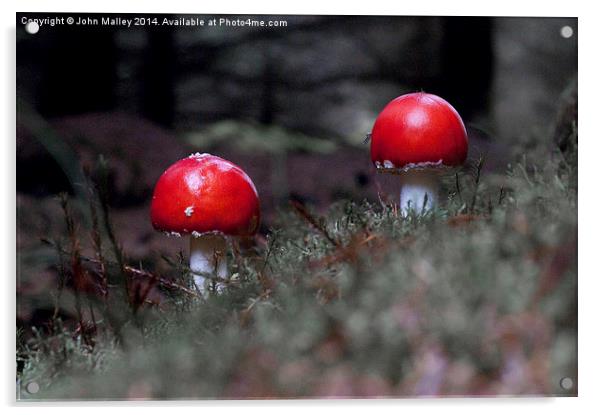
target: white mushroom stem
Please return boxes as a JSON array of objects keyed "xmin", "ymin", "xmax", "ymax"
[
  {"xmin": 399, "ymin": 169, "xmax": 439, "ymax": 216},
  {"xmin": 189, "ymin": 234, "xmax": 227, "ymax": 295}
]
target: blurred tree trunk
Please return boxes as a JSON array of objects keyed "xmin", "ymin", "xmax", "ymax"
[
  {"xmin": 438, "ymin": 17, "xmax": 493, "ymax": 120},
  {"xmin": 141, "ymin": 24, "xmax": 176, "ymax": 128},
  {"xmin": 260, "ymin": 52, "xmax": 276, "ymax": 125},
  {"xmin": 39, "ymin": 29, "xmax": 116, "ymax": 116},
  {"xmin": 261, "ymin": 51, "xmax": 290, "ymax": 204}
]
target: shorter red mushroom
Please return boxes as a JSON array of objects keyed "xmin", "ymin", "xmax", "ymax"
[
  {"xmin": 150, "ymin": 153, "xmax": 260, "ymax": 293},
  {"xmin": 370, "ymin": 92, "xmax": 468, "ymax": 214}
]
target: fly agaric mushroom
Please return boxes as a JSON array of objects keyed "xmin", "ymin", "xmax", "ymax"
[
  {"xmin": 370, "ymin": 92, "xmax": 468, "ymax": 214},
  {"xmin": 150, "ymin": 153, "xmax": 260, "ymax": 293}
]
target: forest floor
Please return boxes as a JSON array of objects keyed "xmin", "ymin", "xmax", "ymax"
[{"xmin": 16, "ymin": 124, "xmax": 577, "ymax": 400}]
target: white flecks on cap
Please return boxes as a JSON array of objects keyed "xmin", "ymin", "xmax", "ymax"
[
  {"xmin": 187, "ymin": 153, "xmax": 259, "ymax": 197},
  {"xmin": 188, "ymin": 152, "xmax": 211, "ymax": 159},
  {"xmin": 184, "ymin": 206, "xmax": 194, "ymax": 217},
  {"xmin": 383, "ymin": 160, "xmax": 395, "ymax": 168},
  {"xmin": 164, "ymin": 231, "xmax": 182, "ymax": 237}
]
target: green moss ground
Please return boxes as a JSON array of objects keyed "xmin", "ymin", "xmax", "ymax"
[{"xmin": 17, "ymin": 133, "xmax": 577, "ymax": 399}]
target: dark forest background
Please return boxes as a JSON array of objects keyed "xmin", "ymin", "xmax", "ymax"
[{"xmin": 17, "ymin": 15, "xmax": 577, "ymax": 206}]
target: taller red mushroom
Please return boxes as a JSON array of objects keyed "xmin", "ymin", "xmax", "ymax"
[
  {"xmin": 151, "ymin": 153, "xmax": 260, "ymax": 294},
  {"xmin": 370, "ymin": 92, "xmax": 468, "ymax": 214}
]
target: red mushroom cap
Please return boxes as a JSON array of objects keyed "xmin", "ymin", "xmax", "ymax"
[
  {"xmin": 370, "ymin": 92, "xmax": 468, "ymax": 170},
  {"xmin": 150, "ymin": 153, "xmax": 260, "ymax": 237}
]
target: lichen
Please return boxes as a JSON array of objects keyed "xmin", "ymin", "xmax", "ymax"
[
  {"xmin": 374, "ymin": 159, "xmax": 446, "ymax": 173},
  {"xmin": 191, "ymin": 230, "xmax": 229, "ymax": 238}
]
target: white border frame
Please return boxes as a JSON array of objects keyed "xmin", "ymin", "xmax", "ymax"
[{"xmin": 3, "ymin": 1, "xmax": 599, "ymax": 413}]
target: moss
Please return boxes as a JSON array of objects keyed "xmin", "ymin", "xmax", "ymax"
[{"xmin": 17, "ymin": 142, "xmax": 577, "ymax": 399}]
